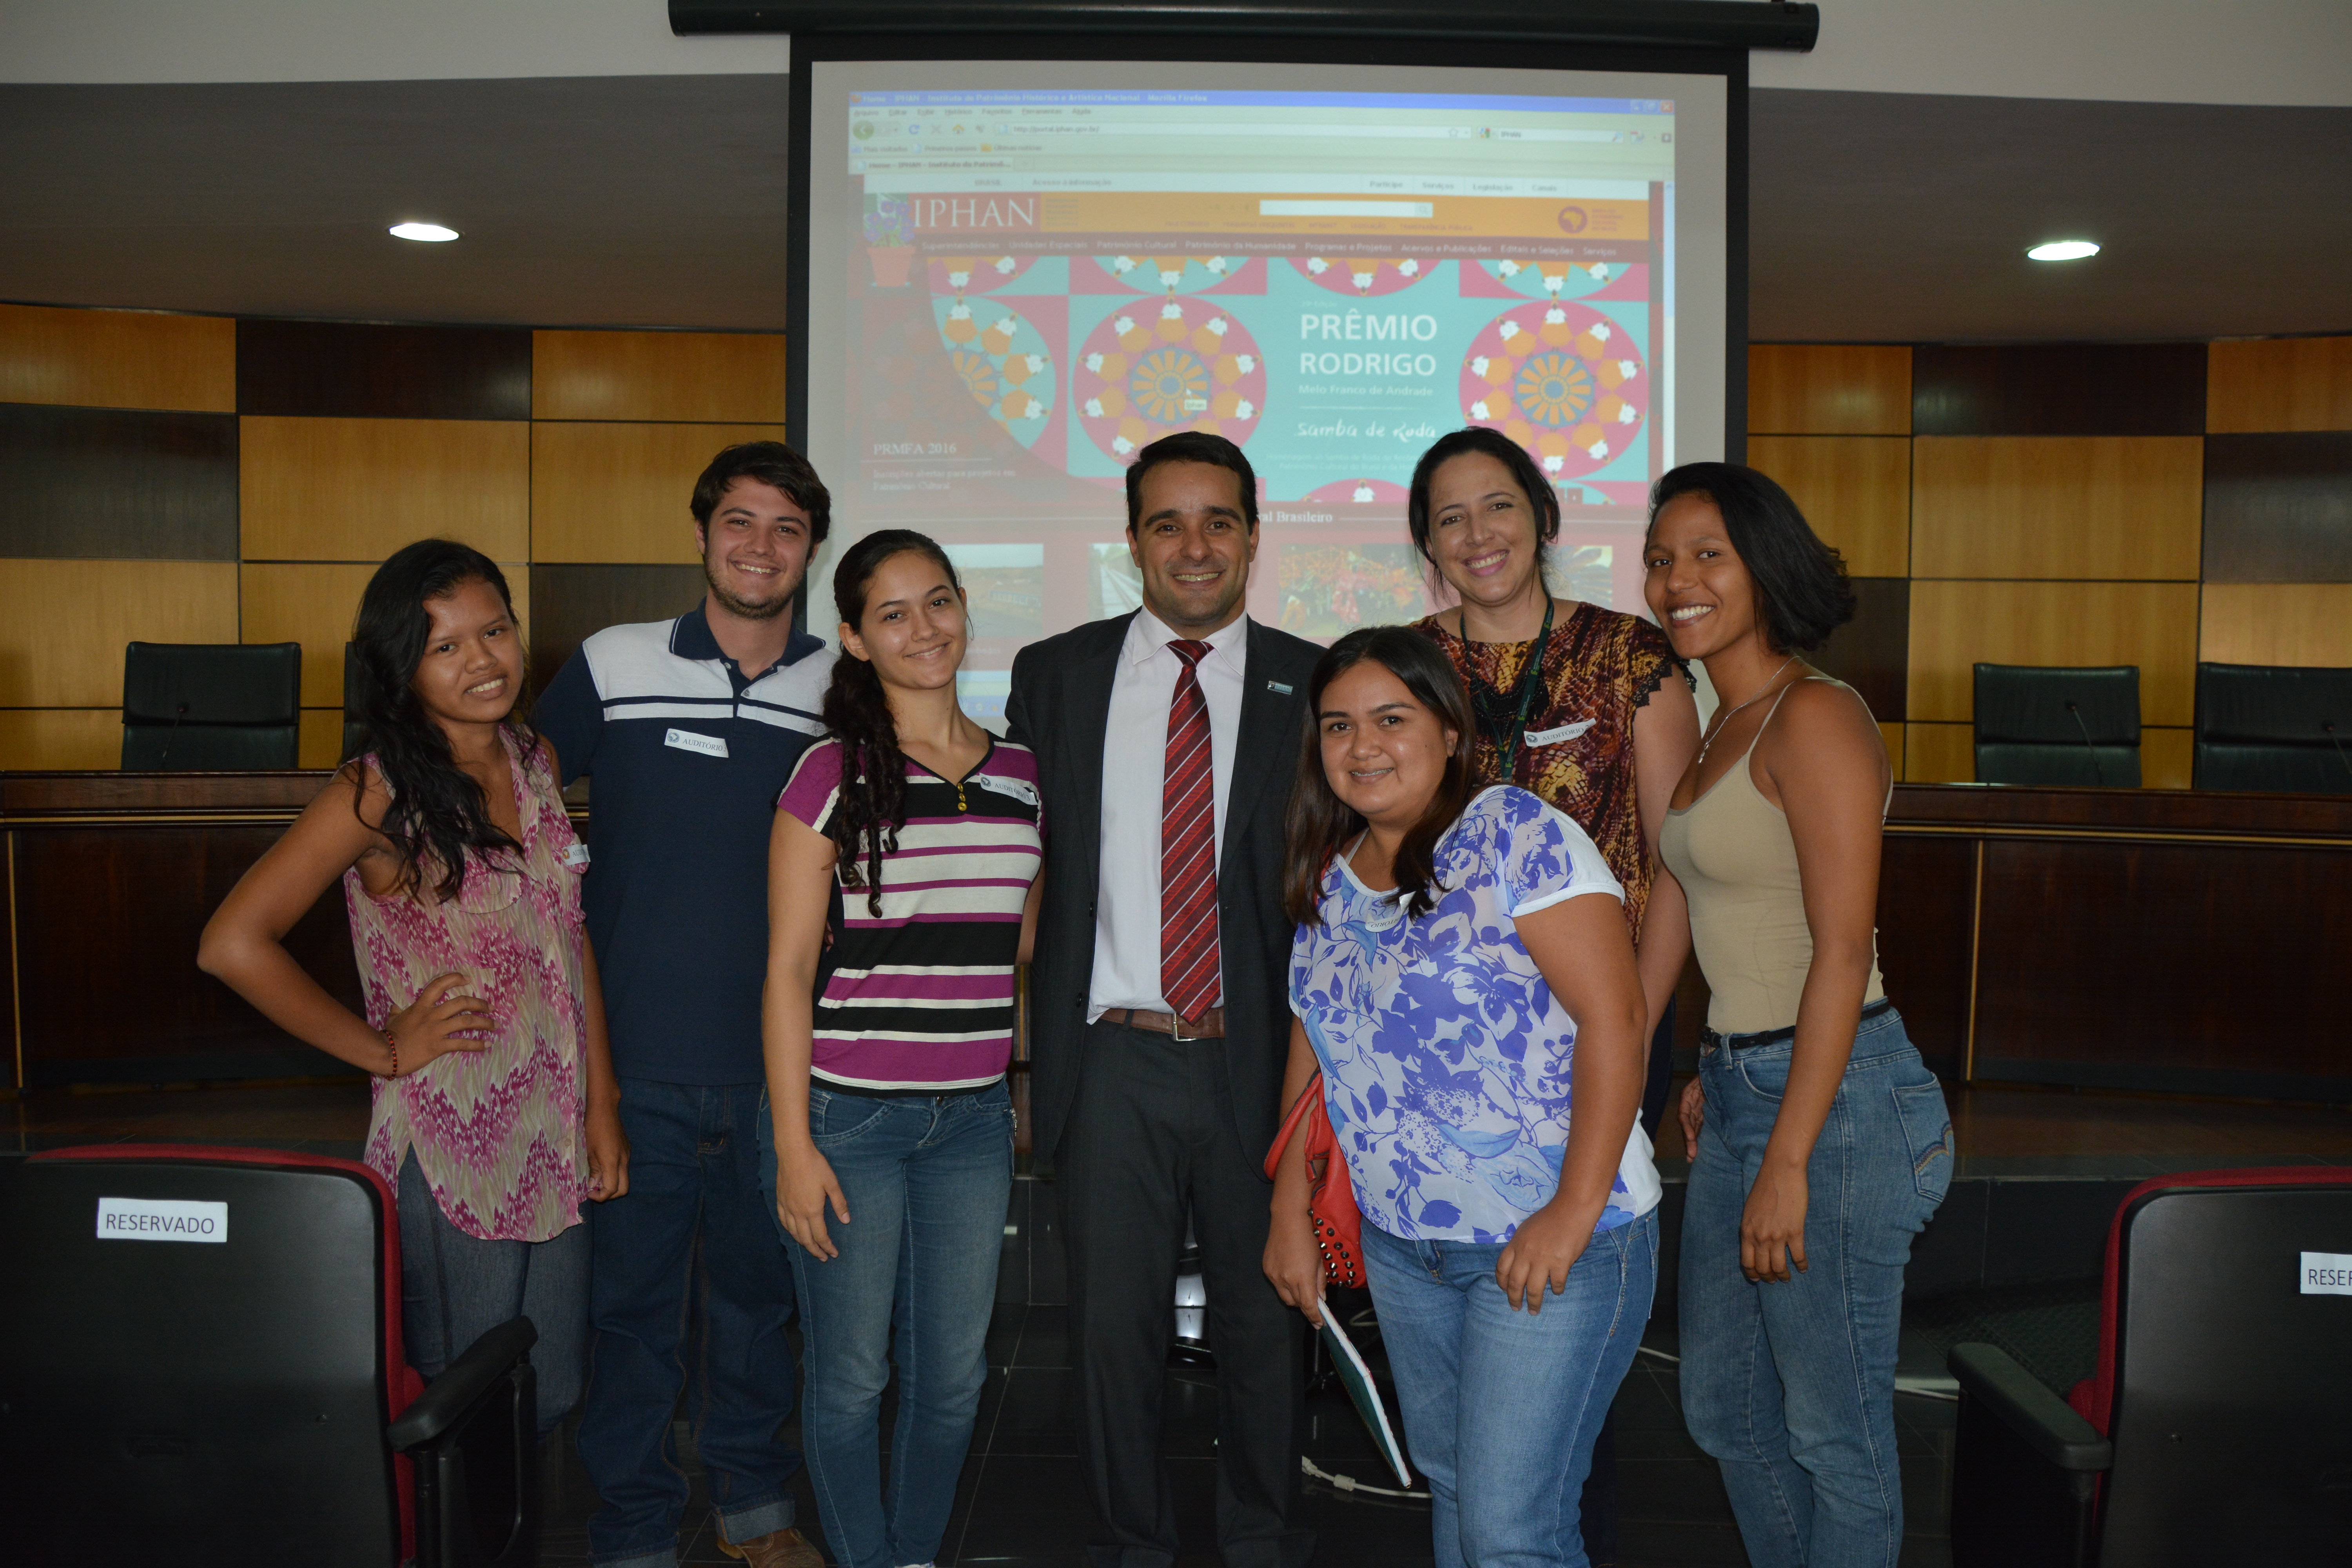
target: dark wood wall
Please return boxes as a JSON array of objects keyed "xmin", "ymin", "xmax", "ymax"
[
  {"xmin": 1752, "ymin": 336, "xmax": 2352, "ymax": 789},
  {"xmin": 0, "ymin": 302, "xmax": 788, "ymax": 771}
]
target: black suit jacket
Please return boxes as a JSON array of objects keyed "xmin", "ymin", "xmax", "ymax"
[{"xmin": 1007, "ymin": 612, "xmax": 1323, "ymax": 1174}]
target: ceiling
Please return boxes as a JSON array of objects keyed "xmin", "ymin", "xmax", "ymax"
[{"xmin": 2, "ymin": 74, "xmax": 2347, "ymax": 341}]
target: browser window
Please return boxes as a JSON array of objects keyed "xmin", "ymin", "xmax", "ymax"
[{"xmin": 806, "ymin": 62, "xmax": 1727, "ymax": 722}]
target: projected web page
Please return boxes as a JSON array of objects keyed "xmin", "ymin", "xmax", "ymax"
[{"xmin": 808, "ymin": 65, "xmax": 1726, "ymax": 725}]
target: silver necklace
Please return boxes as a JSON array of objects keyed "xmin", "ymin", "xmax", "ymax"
[{"xmin": 1695, "ymin": 655, "xmax": 1800, "ymax": 767}]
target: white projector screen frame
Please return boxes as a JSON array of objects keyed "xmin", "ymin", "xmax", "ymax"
[{"xmin": 789, "ymin": 35, "xmax": 1746, "ymax": 723}]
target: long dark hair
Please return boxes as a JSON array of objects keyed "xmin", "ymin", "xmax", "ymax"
[
  {"xmin": 1281, "ymin": 627, "xmax": 1478, "ymax": 926},
  {"xmin": 1648, "ymin": 463, "xmax": 1855, "ymax": 652},
  {"xmin": 823, "ymin": 530, "xmax": 965, "ymax": 914},
  {"xmin": 346, "ymin": 539, "xmax": 534, "ymax": 901}
]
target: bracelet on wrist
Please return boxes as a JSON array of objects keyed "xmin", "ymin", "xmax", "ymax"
[{"xmin": 383, "ymin": 1030, "xmax": 400, "ymax": 1079}]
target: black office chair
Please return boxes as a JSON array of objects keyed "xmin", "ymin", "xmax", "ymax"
[
  {"xmin": 1948, "ymin": 1167, "xmax": 2352, "ymax": 1567},
  {"xmin": 1973, "ymin": 664, "xmax": 2141, "ymax": 787},
  {"xmin": 2192, "ymin": 662, "xmax": 2352, "ymax": 794},
  {"xmin": 0, "ymin": 1144, "xmax": 540, "ymax": 1566},
  {"xmin": 121, "ymin": 641, "xmax": 301, "ymax": 770}
]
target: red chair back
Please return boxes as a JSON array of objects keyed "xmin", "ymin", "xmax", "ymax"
[{"xmin": 2068, "ymin": 1167, "xmax": 2352, "ymax": 1564}]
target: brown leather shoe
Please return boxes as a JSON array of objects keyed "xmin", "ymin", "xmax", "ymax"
[{"xmin": 719, "ymin": 1524, "xmax": 826, "ymax": 1568}]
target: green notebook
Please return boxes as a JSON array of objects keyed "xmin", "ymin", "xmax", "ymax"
[{"xmin": 1319, "ymin": 1310, "xmax": 1412, "ymax": 1488}]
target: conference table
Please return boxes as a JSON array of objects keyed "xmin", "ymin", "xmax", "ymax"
[{"xmin": 2, "ymin": 771, "xmax": 2347, "ymax": 1102}]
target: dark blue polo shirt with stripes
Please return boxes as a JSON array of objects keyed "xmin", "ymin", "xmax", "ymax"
[{"xmin": 537, "ymin": 604, "xmax": 834, "ymax": 1085}]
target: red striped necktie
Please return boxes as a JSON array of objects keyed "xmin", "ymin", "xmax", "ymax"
[{"xmin": 1160, "ymin": 639, "xmax": 1221, "ymax": 1022}]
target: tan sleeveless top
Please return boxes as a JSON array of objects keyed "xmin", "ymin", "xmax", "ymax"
[{"xmin": 1658, "ymin": 676, "xmax": 1886, "ymax": 1035}]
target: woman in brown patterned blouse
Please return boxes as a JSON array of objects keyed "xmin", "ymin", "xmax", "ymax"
[
  {"xmin": 1406, "ymin": 426, "xmax": 1701, "ymax": 1568},
  {"xmin": 1407, "ymin": 427, "xmax": 1702, "ymax": 1119}
]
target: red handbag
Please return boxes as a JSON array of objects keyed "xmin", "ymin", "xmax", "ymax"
[{"xmin": 1264, "ymin": 1072, "xmax": 1364, "ymax": 1288}]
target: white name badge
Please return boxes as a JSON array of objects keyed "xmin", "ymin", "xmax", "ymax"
[
  {"xmin": 97, "ymin": 1196, "xmax": 228, "ymax": 1244},
  {"xmin": 2302, "ymin": 1251, "xmax": 2352, "ymax": 1295},
  {"xmin": 664, "ymin": 728, "xmax": 728, "ymax": 760},
  {"xmin": 562, "ymin": 843, "xmax": 592, "ymax": 869},
  {"xmin": 1525, "ymin": 719, "xmax": 1597, "ymax": 748},
  {"xmin": 973, "ymin": 773, "xmax": 1039, "ymax": 807}
]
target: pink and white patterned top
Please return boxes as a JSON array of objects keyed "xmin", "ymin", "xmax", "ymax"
[{"xmin": 347, "ymin": 730, "xmax": 591, "ymax": 1243}]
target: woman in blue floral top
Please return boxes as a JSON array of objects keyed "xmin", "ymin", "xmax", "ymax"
[{"xmin": 1264, "ymin": 626, "xmax": 1659, "ymax": 1568}]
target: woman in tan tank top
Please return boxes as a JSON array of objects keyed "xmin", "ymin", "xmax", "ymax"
[{"xmin": 1642, "ymin": 464, "xmax": 1953, "ymax": 1568}]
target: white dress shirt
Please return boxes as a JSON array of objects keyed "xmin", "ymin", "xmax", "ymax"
[{"xmin": 1088, "ymin": 608, "xmax": 1249, "ymax": 1020}]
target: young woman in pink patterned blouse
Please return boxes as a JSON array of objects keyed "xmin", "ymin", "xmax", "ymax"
[{"xmin": 201, "ymin": 539, "xmax": 628, "ymax": 1436}]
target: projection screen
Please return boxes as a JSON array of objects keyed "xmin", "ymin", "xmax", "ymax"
[{"xmin": 798, "ymin": 52, "xmax": 1735, "ymax": 726}]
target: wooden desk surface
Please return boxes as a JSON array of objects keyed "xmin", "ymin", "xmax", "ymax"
[{"xmin": 4, "ymin": 773, "xmax": 2347, "ymax": 1100}]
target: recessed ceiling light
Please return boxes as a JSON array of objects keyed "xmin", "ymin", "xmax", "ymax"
[
  {"xmin": 389, "ymin": 222, "xmax": 460, "ymax": 243},
  {"xmin": 2027, "ymin": 240, "xmax": 2100, "ymax": 262}
]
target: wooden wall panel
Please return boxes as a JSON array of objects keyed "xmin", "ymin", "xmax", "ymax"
[
  {"xmin": 527, "ymin": 563, "xmax": 709, "ymax": 695},
  {"xmin": 236, "ymin": 320, "xmax": 531, "ymax": 421},
  {"xmin": 0, "ymin": 304, "xmax": 235, "ymax": 414},
  {"xmin": 298, "ymin": 710, "xmax": 346, "ymax": 770},
  {"xmin": 1905, "ymin": 722, "xmax": 1973, "ymax": 784},
  {"xmin": 239, "ymin": 563, "xmax": 375, "ymax": 707},
  {"xmin": 240, "ymin": 417, "xmax": 529, "ymax": 563},
  {"xmin": 1877, "ymin": 721, "xmax": 1904, "ymax": 770},
  {"xmin": 2199, "ymin": 583, "xmax": 2352, "ymax": 668},
  {"xmin": 0, "ymin": 709, "xmax": 123, "ymax": 771},
  {"xmin": 1747, "ymin": 435, "xmax": 1910, "ymax": 577},
  {"xmin": 1912, "ymin": 344, "xmax": 2206, "ymax": 437},
  {"xmin": 1811, "ymin": 577, "xmax": 1909, "ymax": 720},
  {"xmin": 0, "ymin": 404, "xmax": 239, "ymax": 560},
  {"xmin": 2143, "ymin": 728, "xmax": 2193, "ymax": 791},
  {"xmin": 532, "ymin": 331, "xmax": 789, "ymax": 423},
  {"xmin": 1907, "ymin": 580, "xmax": 2200, "ymax": 726},
  {"xmin": 1910, "ymin": 436, "xmax": 2203, "ymax": 581},
  {"xmin": 0, "ymin": 559, "xmax": 239, "ymax": 706},
  {"xmin": 2200, "ymin": 433, "xmax": 2352, "ymax": 583},
  {"xmin": 1748, "ymin": 345, "xmax": 1910, "ymax": 435},
  {"xmin": 530, "ymin": 422, "xmax": 786, "ymax": 564},
  {"xmin": 2207, "ymin": 337, "xmax": 2352, "ymax": 434}
]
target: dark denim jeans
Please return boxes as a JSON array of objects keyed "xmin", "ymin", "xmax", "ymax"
[
  {"xmin": 1363, "ymin": 1210, "xmax": 1658, "ymax": 1568},
  {"xmin": 579, "ymin": 1078, "xmax": 802, "ymax": 1568},
  {"xmin": 396, "ymin": 1150, "xmax": 589, "ymax": 1437},
  {"xmin": 757, "ymin": 1079, "xmax": 1014, "ymax": 1568},
  {"xmin": 1679, "ymin": 1007, "xmax": 1954, "ymax": 1568}
]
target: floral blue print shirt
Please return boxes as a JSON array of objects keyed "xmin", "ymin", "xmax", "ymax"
[{"xmin": 1289, "ymin": 786, "xmax": 1663, "ymax": 1244}]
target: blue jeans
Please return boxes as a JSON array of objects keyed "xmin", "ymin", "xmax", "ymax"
[
  {"xmin": 396, "ymin": 1151, "xmax": 590, "ymax": 1437},
  {"xmin": 758, "ymin": 1079, "xmax": 1014, "ymax": 1568},
  {"xmin": 1679, "ymin": 1006, "xmax": 1954, "ymax": 1568},
  {"xmin": 579, "ymin": 1079, "xmax": 802, "ymax": 1568},
  {"xmin": 1362, "ymin": 1209, "xmax": 1658, "ymax": 1568}
]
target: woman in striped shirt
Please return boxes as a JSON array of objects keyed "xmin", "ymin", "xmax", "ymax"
[{"xmin": 759, "ymin": 528, "xmax": 1043, "ymax": 1568}]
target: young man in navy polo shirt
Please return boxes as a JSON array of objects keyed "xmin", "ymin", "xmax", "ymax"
[{"xmin": 539, "ymin": 442, "xmax": 834, "ymax": 1568}]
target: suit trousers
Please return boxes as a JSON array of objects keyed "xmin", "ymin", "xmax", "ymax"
[{"xmin": 1060, "ymin": 1019, "xmax": 1314, "ymax": 1568}]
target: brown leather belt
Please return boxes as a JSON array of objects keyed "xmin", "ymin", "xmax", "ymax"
[{"xmin": 1103, "ymin": 1006, "xmax": 1227, "ymax": 1040}]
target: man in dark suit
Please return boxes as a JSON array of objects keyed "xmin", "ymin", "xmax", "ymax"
[{"xmin": 1007, "ymin": 431, "xmax": 1320, "ymax": 1568}]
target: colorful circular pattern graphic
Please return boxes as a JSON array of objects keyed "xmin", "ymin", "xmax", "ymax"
[
  {"xmin": 1075, "ymin": 299, "xmax": 1266, "ymax": 462},
  {"xmin": 1478, "ymin": 258, "xmax": 1621, "ymax": 300},
  {"xmin": 1292, "ymin": 256, "xmax": 1439, "ymax": 297},
  {"xmin": 1458, "ymin": 301, "xmax": 1647, "ymax": 481},
  {"xmin": 1094, "ymin": 254, "xmax": 1252, "ymax": 294},
  {"xmin": 933, "ymin": 295, "xmax": 1054, "ymax": 448}
]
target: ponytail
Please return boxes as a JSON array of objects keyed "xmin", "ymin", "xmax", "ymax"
[
  {"xmin": 821, "ymin": 650, "xmax": 909, "ymax": 915},
  {"xmin": 821, "ymin": 529, "xmax": 963, "ymax": 915}
]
